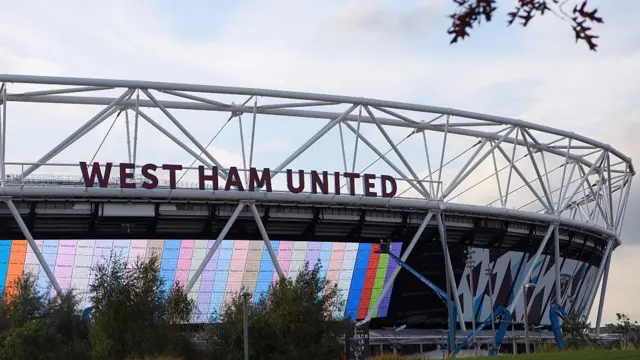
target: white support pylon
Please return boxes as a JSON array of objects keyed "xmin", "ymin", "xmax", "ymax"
[{"xmin": 3, "ymin": 198, "xmax": 63, "ymax": 296}]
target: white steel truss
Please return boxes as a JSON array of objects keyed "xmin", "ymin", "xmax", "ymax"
[{"xmin": 0, "ymin": 75, "xmax": 634, "ymax": 336}]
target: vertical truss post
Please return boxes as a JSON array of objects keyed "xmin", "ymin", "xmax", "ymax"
[
  {"xmin": 496, "ymin": 145, "xmax": 551, "ymax": 213},
  {"xmin": 248, "ymin": 97, "xmax": 257, "ymax": 170},
  {"xmin": 365, "ymin": 106, "xmax": 431, "ymax": 198},
  {"xmin": 3, "ymin": 198, "xmax": 63, "ymax": 295},
  {"xmin": 185, "ymin": 203, "xmax": 245, "ymax": 293},
  {"xmin": 436, "ymin": 115, "xmax": 450, "ymax": 198},
  {"xmin": 238, "ymin": 112, "xmax": 248, "ymax": 184},
  {"xmin": 503, "ymin": 128, "xmax": 519, "ymax": 207},
  {"xmin": 248, "ymin": 203, "xmax": 285, "ymax": 279},
  {"xmin": 343, "ymin": 122, "xmax": 429, "ymax": 199},
  {"xmin": 351, "ymin": 105, "xmax": 362, "ymax": 173},
  {"xmin": 595, "ymin": 250, "xmax": 612, "ymax": 336},
  {"xmin": 556, "ymin": 139, "xmax": 573, "ymax": 212},
  {"xmin": 506, "ymin": 224, "xmax": 555, "ymax": 314},
  {"xmin": 615, "ymin": 176, "xmax": 632, "ymax": 235},
  {"xmin": 132, "ymin": 90, "xmax": 140, "ymax": 172},
  {"xmin": 436, "ymin": 212, "xmax": 467, "ymax": 331},
  {"xmin": 143, "ymin": 89, "xmax": 228, "ymax": 178},
  {"xmin": 136, "ymin": 110, "xmax": 216, "ymax": 170},
  {"xmin": 560, "ymin": 151, "xmax": 605, "ymax": 212},
  {"xmin": 442, "ymin": 127, "xmax": 515, "ymax": 199},
  {"xmin": 582, "ymin": 240, "xmax": 614, "ymax": 320},
  {"xmin": 124, "ymin": 110, "xmax": 133, "ymax": 163},
  {"xmin": 553, "ymin": 226, "xmax": 562, "ymax": 305},
  {"xmin": 20, "ymin": 88, "xmax": 134, "ymax": 179},
  {"xmin": 270, "ymin": 104, "xmax": 358, "ymax": 179},
  {"xmin": 357, "ymin": 211, "xmax": 433, "ymax": 326},
  {"xmin": 1, "ymin": 84, "xmax": 6, "ymax": 184},
  {"xmin": 521, "ymin": 130, "xmax": 554, "ymax": 211}
]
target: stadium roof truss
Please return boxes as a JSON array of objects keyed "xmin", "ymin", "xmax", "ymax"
[{"xmin": 0, "ymin": 75, "xmax": 633, "ymax": 335}]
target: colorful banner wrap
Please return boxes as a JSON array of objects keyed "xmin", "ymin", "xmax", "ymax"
[{"xmin": 0, "ymin": 239, "xmax": 400, "ymax": 323}]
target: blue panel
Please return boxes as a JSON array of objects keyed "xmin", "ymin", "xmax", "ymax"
[
  {"xmin": 0, "ymin": 240, "xmax": 11, "ymax": 296},
  {"xmin": 318, "ymin": 242, "xmax": 333, "ymax": 283},
  {"xmin": 254, "ymin": 240, "xmax": 279, "ymax": 301},
  {"xmin": 344, "ymin": 243, "xmax": 372, "ymax": 320},
  {"xmin": 210, "ymin": 240, "xmax": 233, "ymax": 319},
  {"xmin": 38, "ymin": 240, "xmax": 59, "ymax": 296},
  {"xmin": 160, "ymin": 240, "xmax": 181, "ymax": 291}
]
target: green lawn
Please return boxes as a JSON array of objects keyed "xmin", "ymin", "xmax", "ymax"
[{"xmin": 474, "ymin": 350, "xmax": 640, "ymax": 359}]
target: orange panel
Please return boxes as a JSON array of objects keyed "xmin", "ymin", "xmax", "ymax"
[{"xmin": 4, "ymin": 240, "xmax": 27, "ymax": 300}]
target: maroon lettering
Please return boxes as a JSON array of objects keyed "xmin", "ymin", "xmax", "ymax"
[
  {"xmin": 141, "ymin": 163, "xmax": 158, "ymax": 189},
  {"xmin": 310, "ymin": 171, "xmax": 329, "ymax": 194},
  {"xmin": 79, "ymin": 162, "xmax": 112, "ymax": 188},
  {"xmin": 249, "ymin": 168, "xmax": 272, "ymax": 192},
  {"xmin": 286, "ymin": 169, "xmax": 305, "ymax": 193},
  {"xmin": 381, "ymin": 175, "xmax": 397, "ymax": 198},
  {"xmin": 119, "ymin": 163, "xmax": 136, "ymax": 189},
  {"xmin": 225, "ymin": 167, "xmax": 245, "ymax": 191},
  {"xmin": 162, "ymin": 164, "xmax": 183, "ymax": 189},
  {"xmin": 343, "ymin": 172, "xmax": 360, "ymax": 196},
  {"xmin": 363, "ymin": 174, "xmax": 377, "ymax": 197},
  {"xmin": 198, "ymin": 166, "xmax": 219, "ymax": 190},
  {"xmin": 333, "ymin": 171, "xmax": 341, "ymax": 195}
]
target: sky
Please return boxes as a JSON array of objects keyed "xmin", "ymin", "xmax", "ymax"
[{"xmin": 0, "ymin": 0, "xmax": 639, "ymax": 325}]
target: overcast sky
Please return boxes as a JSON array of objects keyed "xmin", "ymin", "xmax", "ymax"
[{"xmin": 0, "ymin": 0, "xmax": 638, "ymax": 325}]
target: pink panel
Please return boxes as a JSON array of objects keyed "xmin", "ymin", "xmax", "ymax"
[
  {"xmin": 127, "ymin": 240, "xmax": 148, "ymax": 268},
  {"xmin": 54, "ymin": 240, "xmax": 77, "ymax": 291},
  {"xmin": 325, "ymin": 242, "xmax": 346, "ymax": 283},
  {"xmin": 273, "ymin": 241, "xmax": 294, "ymax": 281},
  {"xmin": 225, "ymin": 240, "xmax": 250, "ymax": 304},
  {"xmin": 175, "ymin": 240, "xmax": 195, "ymax": 285}
]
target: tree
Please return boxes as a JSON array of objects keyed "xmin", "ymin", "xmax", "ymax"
[
  {"xmin": 560, "ymin": 311, "xmax": 593, "ymax": 350},
  {"xmin": 88, "ymin": 253, "xmax": 196, "ymax": 360},
  {"xmin": 208, "ymin": 261, "xmax": 351, "ymax": 360},
  {"xmin": 0, "ymin": 273, "xmax": 90, "ymax": 360},
  {"xmin": 606, "ymin": 313, "xmax": 640, "ymax": 349},
  {"xmin": 448, "ymin": 0, "xmax": 604, "ymax": 51}
]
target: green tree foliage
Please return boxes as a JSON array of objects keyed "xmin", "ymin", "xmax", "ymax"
[
  {"xmin": 0, "ymin": 273, "xmax": 90, "ymax": 360},
  {"xmin": 208, "ymin": 261, "xmax": 351, "ymax": 360},
  {"xmin": 606, "ymin": 313, "xmax": 640, "ymax": 350},
  {"xmin": 87, "ymin": 253, "xmax": 196, "ymax": 360},
  {"xmin": 560, "ymin": 311, "xmax": 593, "ymax": 350}
]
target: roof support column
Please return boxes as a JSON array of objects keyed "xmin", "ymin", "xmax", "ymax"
[
  {"xmin": 506, "ymin": 224, "xmax": 555, "ymax": 316},
  {"xmin": 248, "ymin": 202, "xmax": 285, "ymax": 279},
  {"xmin": 436, "ymin": 211, "xmax": 467, "ymax": 332},
  {"xmin": 2, "ymin": 197, "xmax": 63, "ymax": 296},
  {"xmin": 185, "ymin": 202, "xmax": 245, "ymax": 294}
]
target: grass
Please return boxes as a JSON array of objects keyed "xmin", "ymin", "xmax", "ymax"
[
  {"xmin": 474, "ymin": 349, "xmax": 640, "ymax": 359},
  {"xmin": 372, "ymin": 349, "xmax": 640, "ymax": 360}
]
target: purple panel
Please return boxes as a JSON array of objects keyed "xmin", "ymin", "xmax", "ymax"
[
  {"xmin": 197, "ymin": 240, "xmax": 218, "ymax": 318},
  {"xmin": 305, "ymin": 242, "xmax": 322, "ymax": 269},
  {"xmin": 378, "ymin": 242, "xmax": 402, "ymax": 317}
]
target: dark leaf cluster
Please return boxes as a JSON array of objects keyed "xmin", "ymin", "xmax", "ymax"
[
  {"xmin": 0, "ymin": 252, "xmax": 197, "ymax": 360},
  {"xmin": 605, "ymin": 313, "xmax": 640, "ymax": 349},
  {"xmin": 448, "ymin": 0, "xmax": 604, "ymax": 51},
  {"xmin": 88, "ymin": 253, "xmax": 197, "ymax": 360},
  {"xmin": 207, "ymin": 261, "xmax": 352, "ymax": 360},
  {"xmin": 0, "ymin": 274, "xmax": 90, "ymax": 360}
]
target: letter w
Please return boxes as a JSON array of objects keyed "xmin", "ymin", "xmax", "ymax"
[{"xmin": 79, "ymin": 162, "xmax": 112, "ymax": 188}]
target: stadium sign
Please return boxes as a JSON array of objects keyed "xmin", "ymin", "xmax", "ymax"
[{"xmin": 79, "ymin": 162, "xmax": 398, "ymax": 198}]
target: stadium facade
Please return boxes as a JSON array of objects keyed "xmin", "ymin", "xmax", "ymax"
[{"xmin": 0, "ymin": 74, "xmax": 633, "ymax": 335}]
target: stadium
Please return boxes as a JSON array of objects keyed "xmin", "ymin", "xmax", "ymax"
[{"xmin": 0, "ymin": 75, "xmax": 633, "ymax": 349}]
